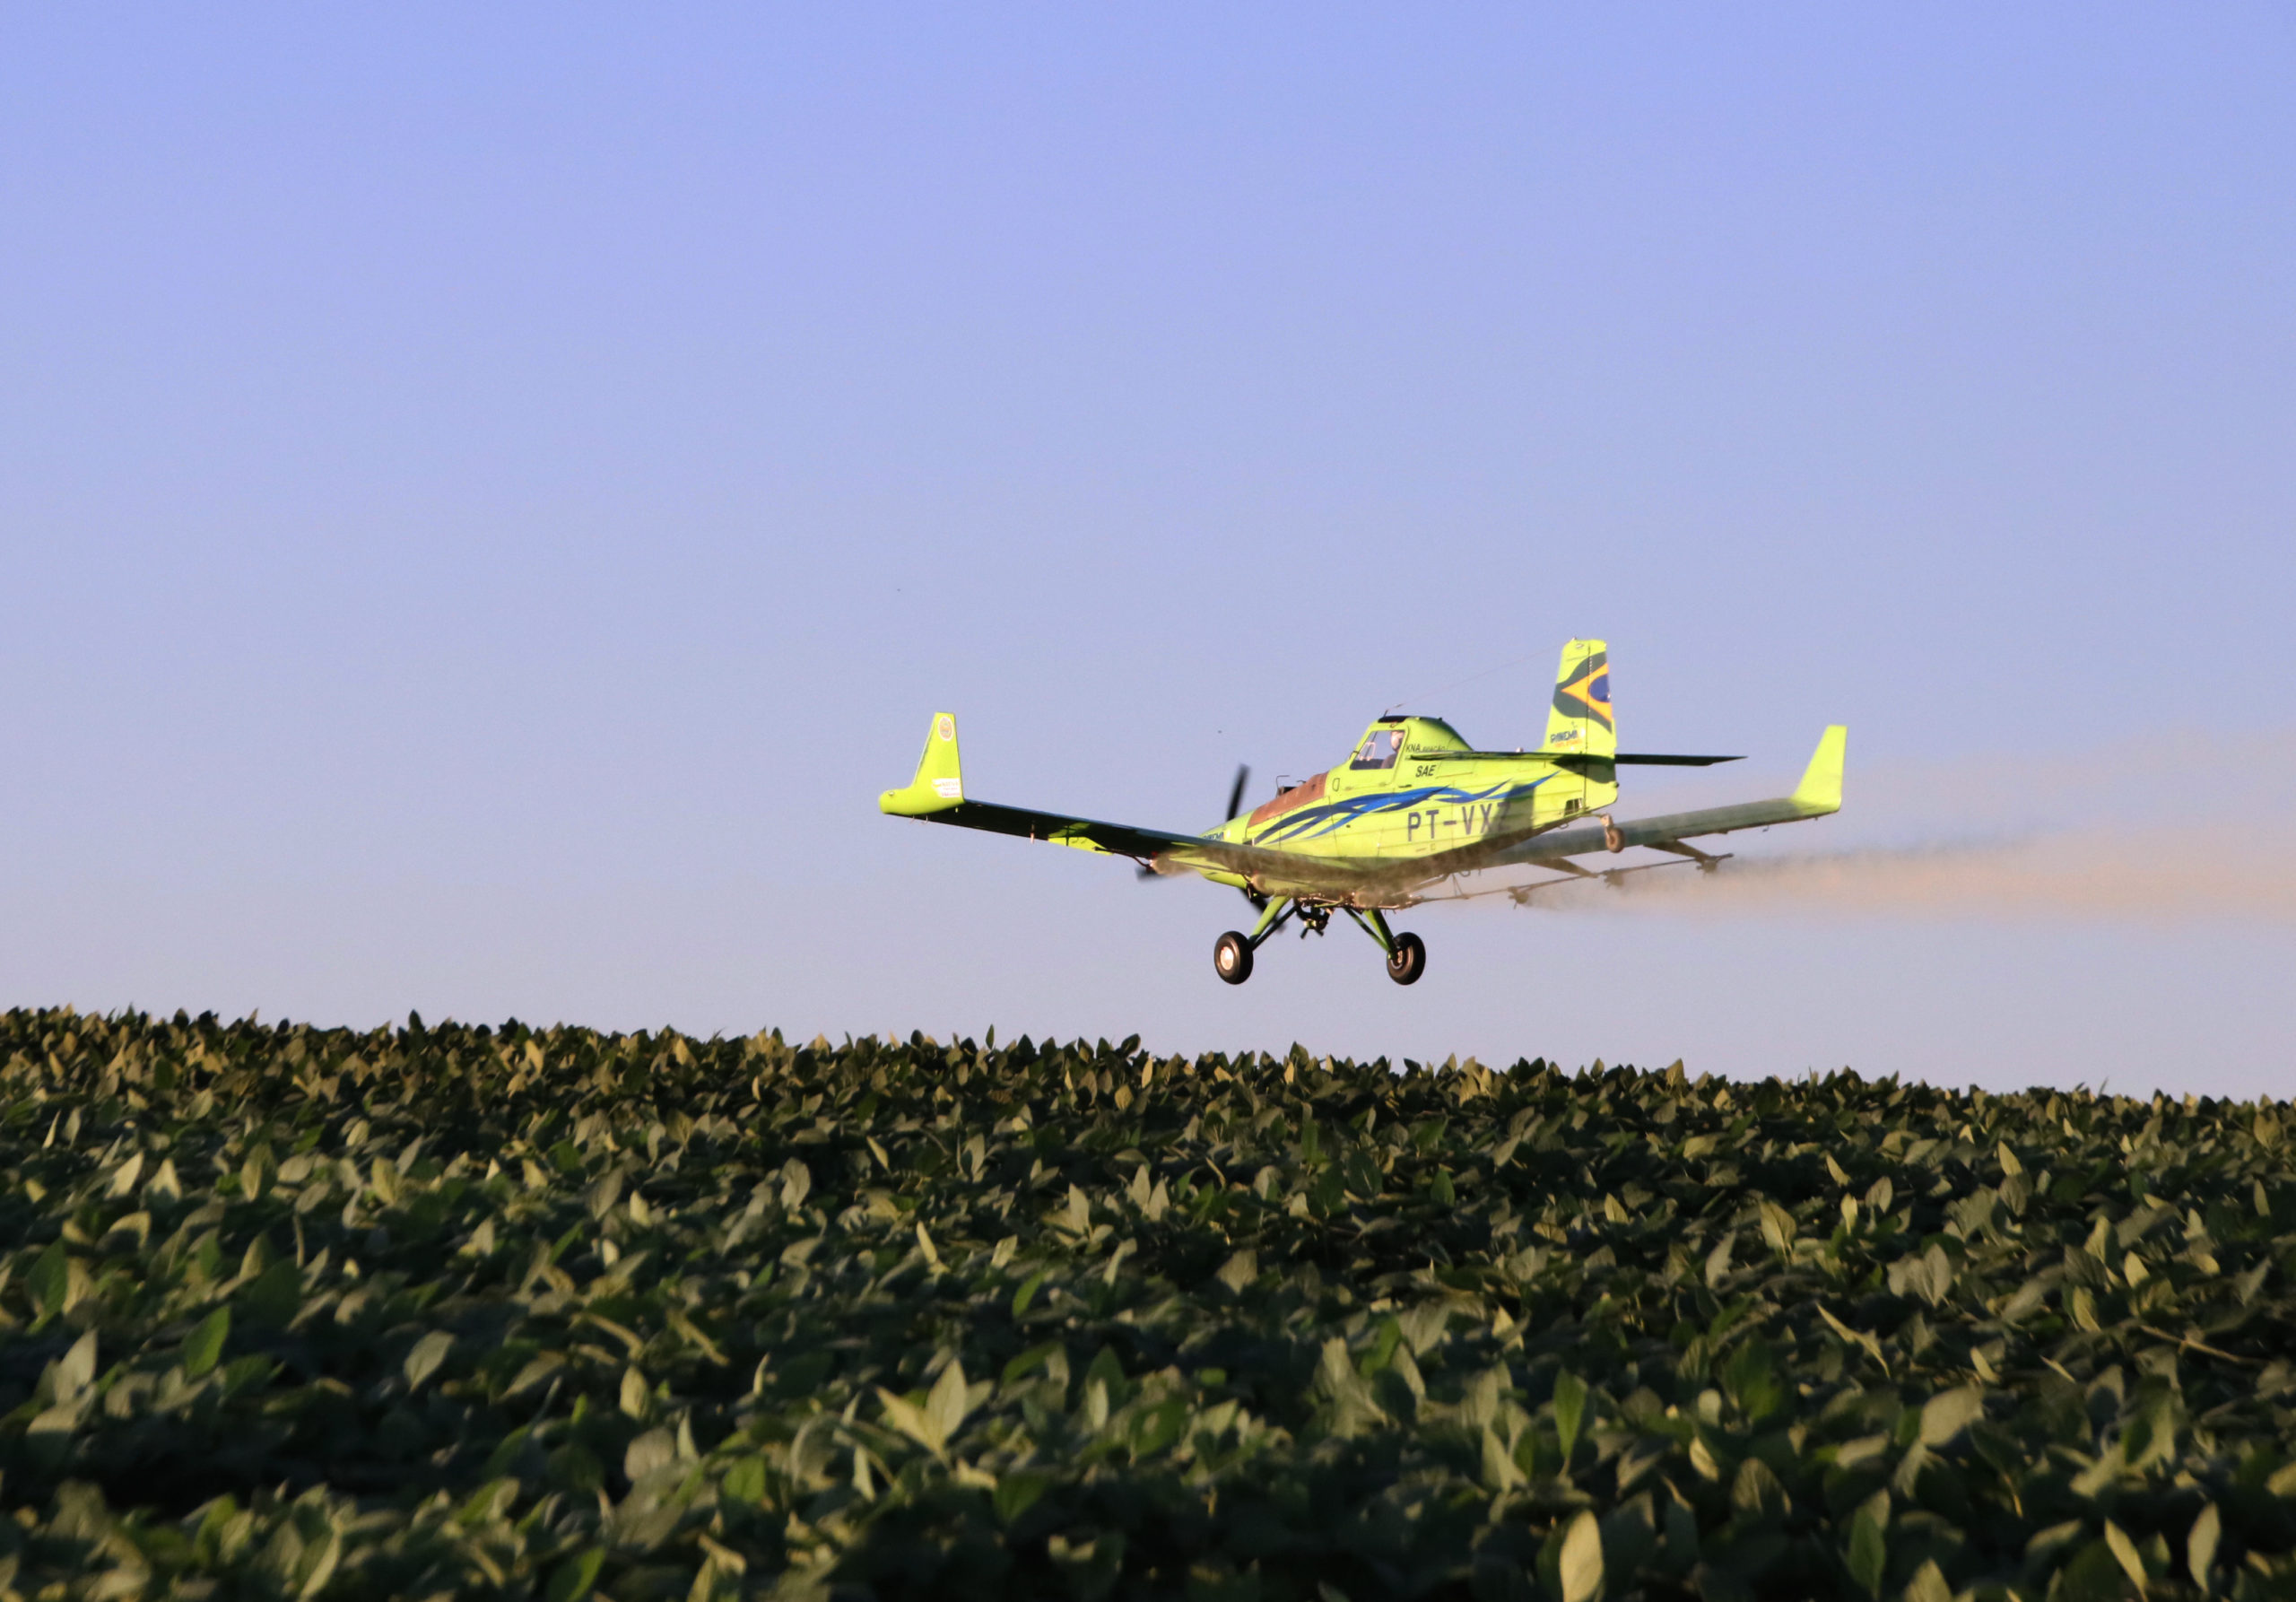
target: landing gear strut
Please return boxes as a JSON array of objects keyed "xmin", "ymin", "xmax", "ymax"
[
  {"xmin": 1213, "ymin": 897, "xmax": 1427, "ymax": 985},
  {"xmin": 1342, "ymin": 905, "xmax": 1427, "ymax": 986},
  {"xmin": 1213, "ymin": 895, "xmax": 1297, "ymax": 985}
]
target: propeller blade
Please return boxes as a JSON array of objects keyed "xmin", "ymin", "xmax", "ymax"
[
  {"xmin": 1148, "ymin": 766, "xmax": 1257, "ymax": 881},
  {"xmin": 1141, "ymin": 762, "xmax": 1251, "ymax": 884}
]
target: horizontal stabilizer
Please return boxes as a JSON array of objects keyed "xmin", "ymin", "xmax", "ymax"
[{"xmin": 1539, "ymin": 751, "xmax": 1741, "ymax": 774}]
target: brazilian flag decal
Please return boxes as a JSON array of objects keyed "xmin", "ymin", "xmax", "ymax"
[{"xmin": 1552, "ymin": 650, "xmax": 1613, "ymax": 729}]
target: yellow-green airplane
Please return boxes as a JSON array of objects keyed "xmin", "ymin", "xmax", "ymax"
[{"xmin": 881, "ymin": 640, "xmax": 1845, "ymax": 985}]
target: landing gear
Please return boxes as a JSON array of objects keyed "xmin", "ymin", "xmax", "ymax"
[
  {"xmin": 1214, "ymin": 894, "xmax": 1297, "ymax": 983},
  {"xmin": 1338, "ymin": 905, "xmax": 1425, "ymax": 985},
  {"xmin": 1213, "ymin": 897, "xmax": 1426, "ymax": 985}
]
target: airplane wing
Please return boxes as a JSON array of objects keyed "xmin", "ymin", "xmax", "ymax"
[
  {"xmin": 1478, "ymin": 724, "xmax": 1845, "ymax": 872},
  {"xmin": 891, "ymin": 797, "xmax": 1188, "ymax": 861},
  {"xmin": 880, "ymin": 712, "xmax": 1326, "ymax": 884}
]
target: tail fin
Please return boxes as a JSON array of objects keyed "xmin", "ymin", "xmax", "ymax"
[
  {"xmin": 1543, "ymin": 639, "xmax": 1615, "ymax": 758},
  {"xmin": 880, "ymin": 712, "xmax": 965, "ymax": 815}
]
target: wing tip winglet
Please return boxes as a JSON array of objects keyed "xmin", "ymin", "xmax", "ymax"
[
  {"xmin": 881, "ymin": 711, "xmax": 965, "ymax": 816},
  {"xmin": 1791, "ymin": 725, "xmax": 1848, "ymax": 814}
]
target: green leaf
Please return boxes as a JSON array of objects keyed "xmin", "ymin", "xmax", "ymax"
[
  {"xmin": 240, "ymin": 1142, "xmax": 274, "ymax": 1202},
  {"xmin": 1084, "ymin": 1345, "xmax": 1126, "ymax": 1405},
  {"xmin": 722, "ymin": 1455, "xmax": 768, "ymax": 1504},
  {"xmin": 1599, "ymin": 1496, "xmax": 1657, "ymax": 1580},
  {"xmin": 926, "ymin": 1358, "xmax": 971, "ymax": 1449},
  {"xmin": 220, "ymin": 1354, "xmax": 276, "ymax": 1396},
  {"xmin": 1012, "ymin": 1269, "xmax": 1048, "ymax": 1317},
  {"xmin": 878, "ymin": 1387, "xmax": 941, "ymax": 1452},
  {"xmin": 2051, "ymin": 1541, "xmax": 2131, "ymax": 1602},
  {"xmin": 49, "ymin": 1328, "xmax": 98, "ymax": 1403},
  {"xmin": 1757, "ymin": 1198, "xmax": 1796, "ymax": 1254},
  {"xmin": 1001, "ymin": 1340, "xmax": 1064, "ymax": 1388},
  {"xmin": 1847, "ymin": 1498, "xmax": 1887, "ymax": 1598},
  {"xmin": 1732, "ymin": 1457, "xmax": 1789, "ymax": 1519},
  {"xmin": 545, "ymin": 1547, "xmax": 605, "ymax": 1602},
  {"xmin": 1918, "ymin": 1386, "xmax": 1985, "ymax": 1448},
  {"xmin": 238, "ymin": 1258, "xmax": 302, "ymax": 1329},
  {"xmin": 778, "ymin": 1159, "xmax": 811, "ymax": 1209},
  {"xmin": 1560, "ymin": 1509, "xmax": 1604, "ymax": 1602},
  {"xmin": 1722, "ymin": 1337, "xmax": 1783, "ymax": 1423},
  {"xmin": 2104, "ymin": 1520, "xmax": 2147, "ymax": 1592},
  {"xmin": 295, "ymin": 1524, "xmax": 343, "ymax": 1599},
  {"xmin": 404, "ymin": 1330, "xmax": 454, "ymax": 1392},
  {"xmin": 182, "ymin": 1307, "xmax": 230, "ymax": 1379},
  {"xmin": 1996, "ymin": 1274, "xmax": 2050, "ymax": 1324},
  {"xmin": 2188, "ymin": 1502, "xmax": 2221, "ymax": 1589},
  {"xmin": 1903, "ymin": 1559, "xmax": 1952, "ymax": 1602},
  {"xmin": 622, "ymin": 1426, "xmax": 676, "ymax": 1482},
  {"xmin": 1480, "ymin": 1425, "xmax": 1522, "ymax": 1492},
  {"xmin": 1818, "ymin": 1305, "xmax": 1890, "ymax": 1374},
  {"xmin": 1215, "ymin": 1250, "xmax": 1257, "ymax": 1294},
  {"xmin": 1553, "ymin": 1370, "xmax": 1588, "ymax": 1463},
  {"xmin": 996, "ymin": 1469, "xmax": 1049, "ymax": 1524},
  {"xmin": 28, "ymin": 1242, "xmax": 69, "ymax": 1320},
  {"xmin": 619, "ymin": 1366, "xmax": 650, "ymax": 1418}
]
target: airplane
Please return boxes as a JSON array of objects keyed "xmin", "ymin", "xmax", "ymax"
[{"xmin": 879, "ymin": 640, "xmax": 1845, "ymax": 985}]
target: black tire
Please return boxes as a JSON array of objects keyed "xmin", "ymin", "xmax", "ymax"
[
  {"xmin": 1214, "ymin": 931, "xmax": 1254, "ymax": 985},
  {"xmin": 1386, "ymin": 931, "xmax": 1426, "ymax": 986}
]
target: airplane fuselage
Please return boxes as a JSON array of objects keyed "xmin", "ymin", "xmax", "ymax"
[{"xmin": 1205, "ymin": 716, "xmax": 1618, "ymax": 866}]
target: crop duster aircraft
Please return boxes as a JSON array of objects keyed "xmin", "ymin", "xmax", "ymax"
[{"xmin": 880, "ymin": 640, "xmax": 1846, "ymax": 985}]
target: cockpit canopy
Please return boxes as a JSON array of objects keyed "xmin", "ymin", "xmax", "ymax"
[
  {"xmin": 1349, "ymin": 717, "xmax": 1469, "ymax": 771},
  {"xmin": 1349, "ymin": 726, "xmax": 1404, "ymax": 770}
]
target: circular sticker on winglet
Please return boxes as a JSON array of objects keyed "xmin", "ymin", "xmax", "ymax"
[{"xmin": 936, "ymin": 715, "xmax": 955, "ymax": 742}]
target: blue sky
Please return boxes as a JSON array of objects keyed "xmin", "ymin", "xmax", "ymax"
[{"xmin": 4, "ymin": 6, "xmax": 2291, "ymax": 1093}]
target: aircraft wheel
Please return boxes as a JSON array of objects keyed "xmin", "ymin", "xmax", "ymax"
[
  {"xmin": 1386, "ymin": 932, "xmax": 1426, "ymax": 986},
  {"xmin": 1213, "ymin": 931, "xmax": 1254, "ymax": 985}
]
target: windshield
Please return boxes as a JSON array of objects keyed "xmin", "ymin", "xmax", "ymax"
[{"xmin": 1350, "ymin": 728, "xmax": 1403, "ymax": 770}]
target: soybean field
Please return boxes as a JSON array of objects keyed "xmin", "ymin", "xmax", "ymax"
[{"xmin": 4, "ymin": 1008, "xmax": 2296, "ymax": 1601}]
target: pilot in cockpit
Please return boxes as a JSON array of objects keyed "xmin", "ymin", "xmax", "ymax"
[{"xmin": 1351, "ymin": 727, "xmax": 1403, "ymax": 771}]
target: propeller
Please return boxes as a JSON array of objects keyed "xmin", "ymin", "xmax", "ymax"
[{"xmin": 1139, "ymin": 764, "xmax": 1251, "ymax": 881}]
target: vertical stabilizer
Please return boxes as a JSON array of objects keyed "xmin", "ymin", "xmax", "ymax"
[{"xmin": 1543, "ymin": 640, "xmax": 1616, "ymax": 759}]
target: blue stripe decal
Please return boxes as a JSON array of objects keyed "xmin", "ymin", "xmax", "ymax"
[{"xmin": 1247, "ymin": 778, "xmax": 1549, "ymax": 846}]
